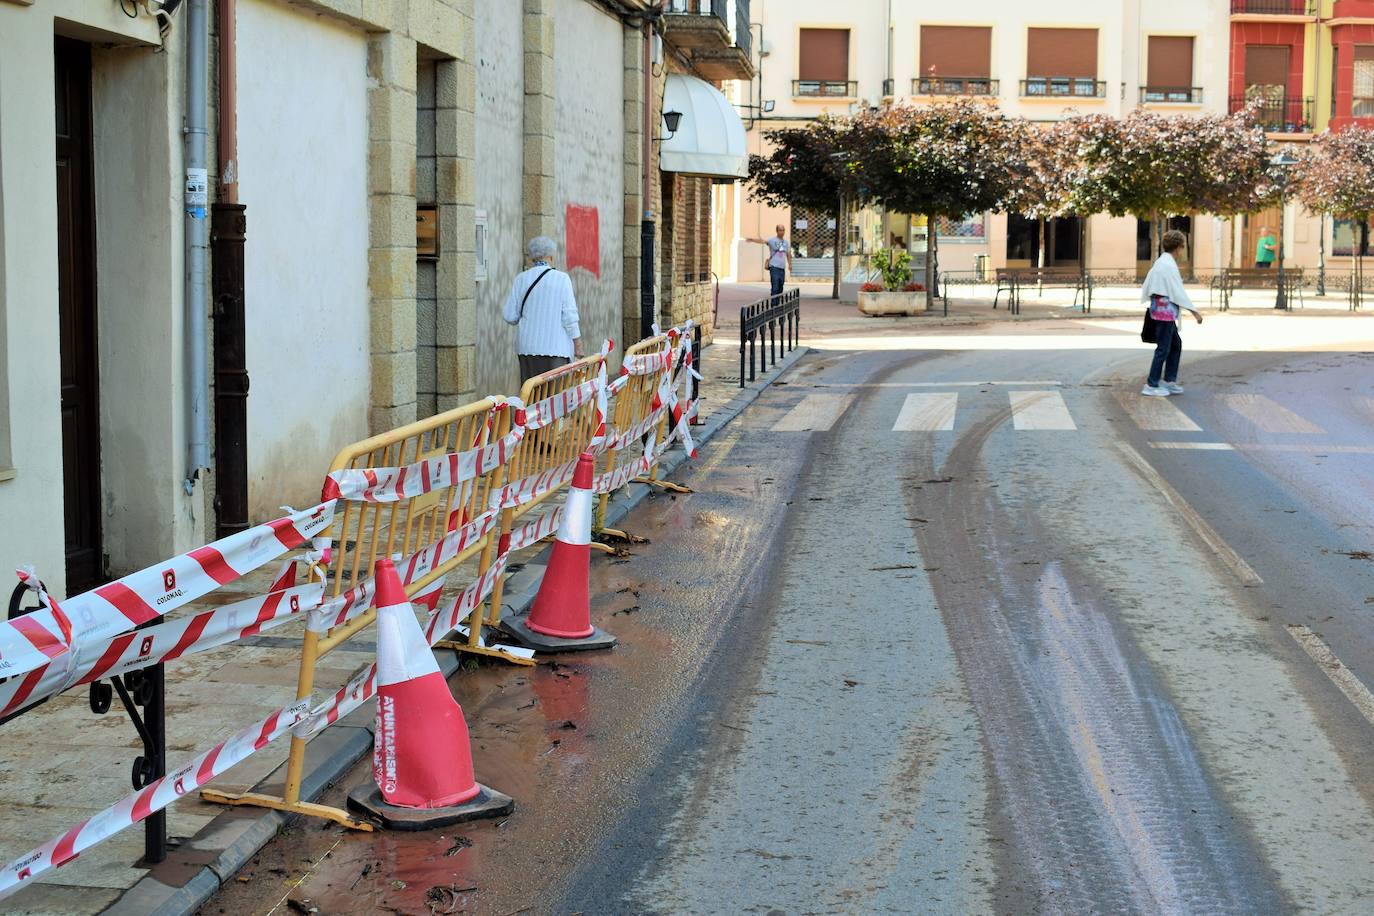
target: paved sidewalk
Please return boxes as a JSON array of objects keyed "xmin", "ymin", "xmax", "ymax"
[{"xmin": 0, "ymin": 327, "xmax": 803, "ymax": 915}]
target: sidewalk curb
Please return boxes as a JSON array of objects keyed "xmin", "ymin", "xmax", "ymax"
[{"xmin": 103, "ymin": 342, "xmax": 808, "ymax": 916}]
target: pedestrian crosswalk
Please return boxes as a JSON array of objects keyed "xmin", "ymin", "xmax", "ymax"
[{"xmin": 765, "ymin": 385, "xmax": 1351, "ymax": 448}]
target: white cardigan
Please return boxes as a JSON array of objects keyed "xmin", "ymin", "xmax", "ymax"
[
  {"xmin": 502, "ymin": 263, "xmax": 582, "ymax": 358},
  {"xmin": 1139, "ymin": 252, "xmax": 1198, "ymax": 317}
]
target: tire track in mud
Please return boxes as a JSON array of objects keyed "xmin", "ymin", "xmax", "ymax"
[{"xmin": 907, "ymin": 404, "xmax": 1285, "ymax": 914}]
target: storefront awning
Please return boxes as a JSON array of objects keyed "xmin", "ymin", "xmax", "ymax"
[{"xmin": 660, "ymin": 74, "xmax": 748, "ymax": 180}]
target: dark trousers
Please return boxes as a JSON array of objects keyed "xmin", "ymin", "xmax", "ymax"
[
  {"xmin": 518, "ymin": 354, "xmax": 569, "ymax": 386},
  {"xmin": 1255, "ymin": 261, "xmax": 1272, "ymax": 269},
  {"xmin": 1147, "ymin": 320, "xmax": 1182, "ymax": 387},
  {"xmin": 769, "ymin": 265, "xmax": 785, "ymax": 297}
]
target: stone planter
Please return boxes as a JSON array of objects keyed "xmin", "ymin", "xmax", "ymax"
[{"xmin": 857, "ymin": 290, "xmax": 929, "ymax": 316}]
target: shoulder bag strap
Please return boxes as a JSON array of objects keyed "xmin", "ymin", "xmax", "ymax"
[{"xmin": 517, "ymin": 268, "xmax": 554, "ymax": 323}]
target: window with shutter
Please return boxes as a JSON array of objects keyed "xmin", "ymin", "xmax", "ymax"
[
  {"xmin": 1145, "ymin": 36, "xmax": 1195, "ymax": 102},
  {"xmin": 1025, "ymin": 28, "xmax": 1098, "ymax": 97},
  {"xmin": 797, "ymin": 28, "xmax": 850, "ymax": 95},
  {"xmin": 1354, "ymin": 46, "xmax": 1374, "ymax": 118},
  {"xmin": 919, "ymin": 26, "xmax": 993, "ymax": 95}
]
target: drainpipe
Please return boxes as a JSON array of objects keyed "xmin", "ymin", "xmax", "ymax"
[
  {"xmin": 640, "ymin": 6, "xmax": 662, "ymax": 339},
  {"xmin": 184, "ymin": 0, "xmax": 211, "ymax": 493},
  {"xmin": 212, "ymin": 0, "xmax": 249, "ymax": 535}
]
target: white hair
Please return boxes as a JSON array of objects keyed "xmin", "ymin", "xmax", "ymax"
[{"xmin": 527, "ymin": 236, "xmax": 557, "ymax": 259}]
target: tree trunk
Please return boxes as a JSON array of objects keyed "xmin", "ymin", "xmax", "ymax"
[
  {"xmin": 925, "ymin": 213, "xmax": 936, "ymax": 310},
  {"xmin": 1037, "ymin": 217, "xmax": 1047, "ymax": 270},
  {"xmin": 831, "ymin": 202, "xmax": 841, "ymax": 300},
  {"xmin": 1151, "ymin": 215, "xmax": 1163, "ymax": 261}
]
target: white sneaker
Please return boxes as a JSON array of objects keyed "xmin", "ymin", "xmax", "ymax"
[
  {"xmin": 1164, "ymin": 382, "xmax": 1184, "ymax": 394},
  {"xmin": 1141, "ymin": 385, "xmax": 1170, "ymax": 397}
]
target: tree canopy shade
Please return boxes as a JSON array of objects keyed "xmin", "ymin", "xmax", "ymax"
[
  {"xmin": 1296, "ymin": 125, "xmax": 1374, "ymax": 305},
  {"xmin": 745, "ymin": 116, "xmax": 858, "ymax": 297}
]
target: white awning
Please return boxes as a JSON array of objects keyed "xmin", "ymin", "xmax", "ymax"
[{"xmin": 660, "ymin": 74, "xmax": 748, "ymax": 180}]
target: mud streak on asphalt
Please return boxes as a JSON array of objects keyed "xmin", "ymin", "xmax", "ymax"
[{"xmin": 905, "ymin": 399, "xmax": 1287, "ymax": 914}]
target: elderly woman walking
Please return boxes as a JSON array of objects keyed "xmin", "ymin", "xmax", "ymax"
[
  {"xmin": 1140, "ymin": 229, "xmax": 1203, "ymax": 397},
  {"xmin": 503, "ymin": 236, "xmax": 584, "ymax": 385}
]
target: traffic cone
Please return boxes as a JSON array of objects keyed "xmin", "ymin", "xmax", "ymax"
[
  {"xmin": 346, "ymin": 558, "xmax": 513, "ymax": 830},
  {"xmin": 503, "ymin": 452, "xmax": 617, "ymax": 653}
]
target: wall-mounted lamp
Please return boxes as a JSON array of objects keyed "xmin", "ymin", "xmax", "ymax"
[{"xmin": 654, "ymin": 109, "xmax": 683, "ymax": 145}]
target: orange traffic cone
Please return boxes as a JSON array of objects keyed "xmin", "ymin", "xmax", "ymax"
[
  {"xmin": 346, "ymin": 558, "xmax": 513, "ymax": 829},
  {"xmin": 503, "ymin": 452, "xmax": 616, "ymax": 653}
]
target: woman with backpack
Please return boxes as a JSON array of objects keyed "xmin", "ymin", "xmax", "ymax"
[{"xmin": 1140, "ymin": 229, "xmax": 1204, "ymax": 398}]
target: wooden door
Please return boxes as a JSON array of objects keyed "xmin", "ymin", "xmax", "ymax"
[
  {"xmin": 54, "ymin": 37, "xmax": 103, "ymax": 592},
  {"xmin": 1244, "ymin": 208, "xmax": 1283, "ymax": 269}
]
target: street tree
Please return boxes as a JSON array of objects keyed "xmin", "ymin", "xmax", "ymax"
[
  {"xmin": 746, "ymin": 116, "xmax": 858, "ymax": 299},
  {"xmin": 1000, "ymin": 119, "xmax": 1078, "ymax": 274},
  {"xmin": 1062, "ymin": 109, "xmax": 1272, "ymax": 265},
  {"xmin": 1296, "ymin": 125, "xmax": 1374, "ymax": 305},
  {"xmin": 851, "ymin": 99, "xmax": 1018, "ymax": 307}
]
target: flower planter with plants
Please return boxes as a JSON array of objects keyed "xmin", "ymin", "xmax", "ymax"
[{"xmin": 857, "ymin": 248, "xmax": 928, "ymax": 315}]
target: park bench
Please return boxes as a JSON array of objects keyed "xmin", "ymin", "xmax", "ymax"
[
  {"xmin": 994, "ymin": 267, "xmax": 1093, "ymax": 314},
  {"xmin": 1212, "ymin": 267, "xmax": 1305, "ymax": 311}
]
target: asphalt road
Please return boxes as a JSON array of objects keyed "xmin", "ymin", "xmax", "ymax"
[{"xmin": 205, "ymin": 319, "xmax": 1374, "ymax": 915}]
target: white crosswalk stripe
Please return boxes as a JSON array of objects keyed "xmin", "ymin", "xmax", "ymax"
[
  {"xmin": 770, "ymin": 394, "xmax": 854, "ymax": 432},
  {"xmin": 892, "ymin": 393, "xmax": 958, "ymax": 431},
  {"xmin": 1008, "ymin": 390, "xmax": 1077, "ymax": 430},
  {"xmin": 1222, "ymin": 394, "xmax": 1325, "ymax": 434},
  {"xmin": 1116, "ymin": 392, "xmax": 1202, "ymax": 431}
]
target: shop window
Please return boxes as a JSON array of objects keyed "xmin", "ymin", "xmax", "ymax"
[{"xmin": 1334, "ymin": 218, "xmax": 1370, "ymax": 257}]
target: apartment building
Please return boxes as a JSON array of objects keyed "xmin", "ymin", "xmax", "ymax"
[
  {"xmin": 0, "ymin": 0, "xmax": 750, "ymax": 598},
  {"xmin": 722, "ymin": 0, "xmax": 1237, "ymax": 285}
]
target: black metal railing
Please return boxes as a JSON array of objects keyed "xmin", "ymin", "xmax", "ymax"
[
  {"xmin": 1141, "ymin": 86, "xmax": 1203, "ymax": 103},
  {"xmin": 1021, "ymin": 78, "xmax": 1106, "ymax": 98},
  {"xmin": 665, "ymin": 0, "xmax": 729, "ymax": 19},
  {"xmin": 793, "ymin": 79, "xmax": 857, "ymax": 98},
  {"xmin": 3, "ymin": 582, "xmax": 169, "ymax": 864},
  {"xmin": 740, "ymin": 288, "xmax": 800, "ymax": 386},
  {"xmin": 916, "ymin": 76, "xmax": 999, "ymax": 96},
  {"xmin": 1230, "ymin": 95, "xmax": 1314, "ymax": 132},
  {"xmin": 734, "ymin": 0, "xmax": 751, "ymax": 59},
  {"xmin": 1230, "ymin": 0, "xmax": 1314, "ymax": 12}
]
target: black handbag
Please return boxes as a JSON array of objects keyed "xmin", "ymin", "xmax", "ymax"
[{"xmin": 1141, "ymin": 308, "xmax": 1157, "ymax": 344}]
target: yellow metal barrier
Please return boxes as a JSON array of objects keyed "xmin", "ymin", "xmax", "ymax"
[
  {"xmin": 484, "ymin": 351, "xmax": 609, "ymax": 623},
  {"xmin": 201, "ymin": 397, "xmax": 518, "ymax": 831},
  {"xmin": 594, "ymin": 334, "xmax": 671, "ymax": 540}
]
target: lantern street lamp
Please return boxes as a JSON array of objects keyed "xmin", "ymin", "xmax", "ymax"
[{"xmin": 1271, "ymin": 149, "xmax": 1300, "ymax": 311}]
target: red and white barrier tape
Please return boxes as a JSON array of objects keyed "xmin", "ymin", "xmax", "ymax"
[
  {"xmin": 0, "ymin": 503, "xmax": 335, "ymax": 683},
  {"xmin": 307, "ymin": 509, "xmax": 495, "ymax": 633},
  {"xmin": 320, "ymin": 423, "xmax": 522, "ymax": 504},
  {"xmin": 0, "ymin": 697, "xmax": 311, "ymax": 900},
  {"xmin": 0, "ymin": 578, "xmax": 323, "ymax": 720}
]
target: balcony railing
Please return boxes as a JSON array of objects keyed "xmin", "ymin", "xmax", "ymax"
[
  {"xmin": 1230, "ymin": 0, "xmax": 1314, "ymax": 12},
  {"xmin": 1021, "ymin": 77, "xmax": 1106, "ymax": 98},
  {"xmin": 916, "ymin": 76, "xmax": 999, "ymax": 97},
  {"xmin": 733, "ymin": 0, "xmax": 751, "ymax": 60},
  {"xmin": 793, "ymin": 79, "xmax": 857, "ymax": 98},
  {"xmin": 1354, "ymin": 97, "xmax": 1374, "ymax": 118},
  {"xmin": 1140, "ymin": 86, "xmax": 1203, "ymax": 104},
  {"xmin": 666, "ymin": 0, "xmax": 728, "ymax": 18},
  {"xmin": 1230, "ymin": 95, "xmax": 1314, "ymax": 132}
]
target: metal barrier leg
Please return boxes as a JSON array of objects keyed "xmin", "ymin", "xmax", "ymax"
[{"xmin": 201, "ymin": 623, "xmax": 376, "ymax": 830}]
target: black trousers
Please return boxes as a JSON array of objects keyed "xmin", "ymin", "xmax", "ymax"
[{"xmin": 518, "ymin": 354, "xmax": 569, "ymax": 386}]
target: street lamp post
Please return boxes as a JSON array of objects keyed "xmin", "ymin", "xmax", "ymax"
[{"xmin": 1272, "ymin": 149, "xmax": 1300, "ymax": 311}]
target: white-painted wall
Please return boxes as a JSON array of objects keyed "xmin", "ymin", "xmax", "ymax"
[
  {"xmin": 237, "ymin": 0, "xmax": 370, "ymax": 520},
  {"xmin": 554, "ymin": 0, "xmax": 625, "ymax": 365},
  {"xmin": 474, "ymin": 0, "xmax": 526, "ymax": 398},
  {"xmin": 0, "ymin": 3, "xmax": 185, "ymax": 594}
]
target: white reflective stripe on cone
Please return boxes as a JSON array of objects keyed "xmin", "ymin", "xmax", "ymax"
[
  {"xmin": 559, "ymin": 487, "xmax": 593, "ymax": 547},
  {"xmin": 375, "ymin": 601, "xmax": 441, "ymax": 686}
]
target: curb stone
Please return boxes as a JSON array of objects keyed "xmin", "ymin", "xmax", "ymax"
[{"xmin": 102, "ymin": 343, "xmax": 810, "ymax": 916}]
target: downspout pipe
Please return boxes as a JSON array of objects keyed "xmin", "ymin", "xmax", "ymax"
[{"xmin": 184, "ymin": 0, "xmax": 211, "ymax": 492}]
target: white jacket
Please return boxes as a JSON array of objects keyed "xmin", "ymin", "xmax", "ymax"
[
  {"xmin": 1139, "ymin": 252, "xmax": 1198, "ymax": 317},
  {"xmin": 502, "ymin": 262, "xmax": 581, "ymax": 358}
]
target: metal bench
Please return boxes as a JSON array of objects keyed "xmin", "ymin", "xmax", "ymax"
[
  {"xmin": 994, "ymin": 267, "xmax": 1093, "ymax": 315},
  {"xmin": 1213, "ymin": 267, "xmax": 1305, "ymax": 311}
]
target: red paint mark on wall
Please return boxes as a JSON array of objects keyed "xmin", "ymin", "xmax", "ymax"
[{"xmin": 565, "ymin": 204, "xmax": 600, "ymax": 278}]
